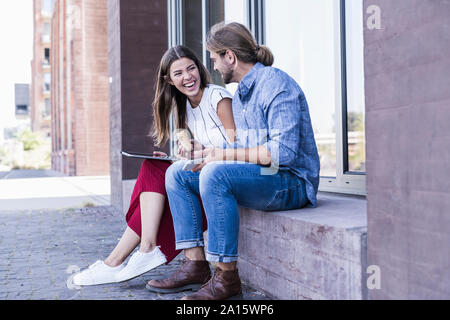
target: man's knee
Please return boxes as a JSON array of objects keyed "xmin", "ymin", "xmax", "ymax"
[
  {"xmin": 165, "ymin": 160, "xmax": 186, "ymax": 190},
  {"xmin": 199, "ymin": 162, "xmax": 230, "ymax": 192}
]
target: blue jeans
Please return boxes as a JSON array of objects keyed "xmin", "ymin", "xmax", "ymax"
[{"xmin": 165, "ymin": 160, "xmax": 309, "ymax": 263}]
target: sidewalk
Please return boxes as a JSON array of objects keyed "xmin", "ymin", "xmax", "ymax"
[
  {"xmin": 0, "ymin": 170, "xmax": 110, "ymax": 211},
  {"xmin": 0, "ymin": 171, "xmax": 270, "ymax": 300}
]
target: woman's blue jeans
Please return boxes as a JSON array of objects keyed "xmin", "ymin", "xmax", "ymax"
[{"xmin": 165, "ymin": 160, "xmax": 309, "ymax": 263}]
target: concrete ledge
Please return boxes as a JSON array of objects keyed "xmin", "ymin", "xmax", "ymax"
[{"xmin": 238, "ymin": 192, "xmax": 367, "ymax": 300}]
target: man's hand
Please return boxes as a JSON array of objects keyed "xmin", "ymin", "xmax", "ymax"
[
  {"xmin": 177, "ymin": 139, "xmax": 205, "ymax": 159},
  {"xmin": 191, "ymin": 148, "xmax": 227, "ymax": 172}
]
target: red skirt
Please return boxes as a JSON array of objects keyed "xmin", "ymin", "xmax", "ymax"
[{"xmin": 125, "ymin": 159, "xmax": 207, "ymax": 264}]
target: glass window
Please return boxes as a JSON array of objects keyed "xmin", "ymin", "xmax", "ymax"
[
  {"xmin": 42, "ymin": 0, "xmax": 54, "ymax": 16},
  {"xmin": 182, "ymin": 0, "xmax": 203, "ymax": 61},
  {"xmin": 264, "ymin": 0, "xmax": 366, "ymax": 194},
  {"xmin": 223, "ymin": 0, "xmax": 249, "ymax": 95},
  {"xmin": 43, "ymin": 22, "xmax": 51, "ymax": 35},
  {"xmin": 44, "ymin": 48, "xmax": 50, "ymax": 65},
  {"xmin": 171, "ymin": 0, "xmax": 244, "ymax": 89},
  {"xmin": 179, "ymin": 0, "xmax": 226, "ymax": 84},
  {"xmin": 16, "ymin": 105, "xmax": 28, "ymax": 114},
  {"xmin": 41, "ymin": 22, "xmax": 51, "ymax": 43},
  {"xmin": 344, "ymin": 0, "xmax": 365, "ymax": 173},
  {"xmin": 224, "ymin": 0, "xmax": 247, "ymax": 25},
  {"xmin": 44, "ymin": 72, "xmax": 51, "ymax": 91},
  {"xmin": 208, "ymin": 0, "xmax": 225, "ymax": 35},
  {"xmin": 265, "ymin": 0, "xmax": 338, "ymax": 177},
  {"xmin": 207, "ymin": 0, "xmax": 225, "ymax": 86},
  {"xmin": 168, "ymin": 0, "xmax": 369, "ymax": 194},
  {"xmin": 168, "ymin": 0, "xmax": 227, "ymax": 154},
  {"xmin": 44, "ymin": 98, "xmax": 51, "ymax": 116}
]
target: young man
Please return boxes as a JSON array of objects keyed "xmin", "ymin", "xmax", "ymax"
[{"xmin": 146, "ymin": 22, "xmax": 320, "ymax": 300}]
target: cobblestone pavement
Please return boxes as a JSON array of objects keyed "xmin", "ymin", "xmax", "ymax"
[{"xmin": 0, "ymin": 206, "xmax": 270, "ymax": 300}]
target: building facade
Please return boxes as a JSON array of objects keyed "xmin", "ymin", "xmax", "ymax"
[
  {"xmin": 30, "ymin": 0, "xmax": 54, "ymax": 136},
  {"xmin": 106, "ymin": 0, "xmax": 450, "ymax": 299},
  {"xmin": 50, "ymin": 0, "xmax": 110, "ymax": 176}
]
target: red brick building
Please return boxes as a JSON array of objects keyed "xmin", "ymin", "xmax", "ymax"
[
  {"xmin": 50, "ymin": 0, "xmax": 109, "ymax": 176},
  {"xmin": 30, "ymin": 0, "xmax": 53, "ymax": 136}
]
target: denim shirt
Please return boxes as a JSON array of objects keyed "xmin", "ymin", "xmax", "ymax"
[{"xmin": 230, "ymin": 62, "xmax": 320, "ymax": 207}]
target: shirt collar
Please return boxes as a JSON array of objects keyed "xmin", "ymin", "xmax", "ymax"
[{"xmin": 238, "ymin": 62, "xmax": 265, "ymax": 98}]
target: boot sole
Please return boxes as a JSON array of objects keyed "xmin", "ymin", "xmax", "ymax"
[{"xmin": 145, "ymin": 283, "xmax": 203, "ymax": 294}]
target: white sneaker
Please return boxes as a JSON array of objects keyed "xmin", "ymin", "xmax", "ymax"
[
  {"xmin": 115, "ymin": 247, "xmax": 167, "ymax": 282},
  {"xmin": 73, "ymin": 260, "xmax": 125, "ymax": 286}
]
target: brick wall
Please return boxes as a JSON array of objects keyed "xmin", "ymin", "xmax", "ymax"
[
  {"xmin": 51, "ymin": 0, "xmax": 110, "ymax": 176},
  {"xmin": 31, "ymin": 0, "xmax": 51, "ymax": 135},
  {"xmin": 73, "ymin": 0, "xmax": 110, "ymax": 176},
  {"xmin": 365, "ymin": 0, "xmax": 450, "ymax": 299},
  {"xmin": 51, "ymin": 0, "xmax": 69, "ymax": 173},
  {"xmin": 50, "ymin": 0, "xmax": 59, "ymax": 170}
]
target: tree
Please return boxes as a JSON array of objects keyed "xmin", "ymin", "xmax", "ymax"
[{"xmin": 15, "ymin": 129, "xmax": 41, "ymax": 151}]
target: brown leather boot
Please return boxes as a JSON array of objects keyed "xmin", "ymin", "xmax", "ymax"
[
  {"xmin": 182, "ymin": 267, "xmax": 242, "ymax": 300},
  {"xmin": 146, "ymin": 259, "xmax": 211, "ymax": 293}
]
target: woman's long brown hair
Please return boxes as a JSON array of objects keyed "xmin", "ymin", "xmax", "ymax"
[{"xmin": 152, "ymin": 45, "xmax": 211, "ymax": 147}]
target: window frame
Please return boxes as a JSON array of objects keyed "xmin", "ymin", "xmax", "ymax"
[
  {"xmin": 167, "ymin": 0, "xmax": 224, "ymax": 155},
  {"xmin": 167, "ymin": 0, "xmax": 366, "ymax": 196},
  {"xmin": 258, "ymin": 0, "xmax": 366, "ymax": 196},
  {"xmin": 247, "ymin": 0, "xmax": 265, "ymax": 44},
  {"xmin": 167, "ymin": 0, "xmax": 183, "ymax": 156},
  {"xmin": 321, "ymin": 0, "xmax": 366, "ymax": 196}
]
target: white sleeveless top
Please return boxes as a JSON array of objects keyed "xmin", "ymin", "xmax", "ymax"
[{"xmin": 186, "ymin": 84, "xmax": 233, "ymax": 148}]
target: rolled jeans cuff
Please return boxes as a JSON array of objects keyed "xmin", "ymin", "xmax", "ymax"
[
  {"xmin": 206, "ymin": 251, "xmax": 238, "ymax": 263},
  {"xmin": 175, "ymin": 240, "xmax": 205, "ymax": 250}
]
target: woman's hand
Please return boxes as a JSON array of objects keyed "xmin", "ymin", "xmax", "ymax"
[
  {"xmin": 177, "ymin": 139, "xmax": 205, "ymax": 159},
  {"xmin": 153, "ymin": 151, "xmax": 168, "ymax": 157}
]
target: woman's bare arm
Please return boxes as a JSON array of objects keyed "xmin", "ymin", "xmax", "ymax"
[{"xmin": 216, "ymin": 98, "xmax": 236, "ymax": 143}]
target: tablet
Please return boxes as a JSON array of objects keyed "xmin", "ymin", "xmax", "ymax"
[{"xmin": 121, "ymin": 151, "xmax": 178, "ymax": 161}]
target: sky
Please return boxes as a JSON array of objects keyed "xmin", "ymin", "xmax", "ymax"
[{"xmin": 0, "ymin": 0, "xmax": 33, "ymax": 126}]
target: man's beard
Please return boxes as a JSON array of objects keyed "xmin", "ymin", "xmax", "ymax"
[{"xmin": 221, "ymin": 66, "xmax": 234, "ymax": 84}]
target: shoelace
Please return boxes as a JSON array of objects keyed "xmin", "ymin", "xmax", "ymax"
[
  {"xmin": 131, "ymin": 246, "xmax": 161, "ymax": 264},
  {"xmin": 171, "ymin": 259, "xmax": 189, "ymax": 280},
  {"xmin": 200, "ymin": 269, "xmax": 219, "ymax": 297},
  {"xmin": 128, "ymin": 246, "xmax": 159, "ymax": 266},
  {"xmin": 128, "ymin": 251, "xmax": 142, "ymax": 265}
]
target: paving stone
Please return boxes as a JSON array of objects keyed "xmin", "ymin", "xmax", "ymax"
[{"xmin": 0, "ymin": 206, "xmax": 271, "ymax": 300}]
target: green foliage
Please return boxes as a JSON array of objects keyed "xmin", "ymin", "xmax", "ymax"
[
  {"xmin": 347, "ymin": 111, "xmax": 364, "ymax": 132},
  {"xmin": 15, "ymin": 129, "xmax": 41, "ymax": 151},
  {"xmin": 0, "ymin": 146, "xmax": 5, "ymax": 159}
]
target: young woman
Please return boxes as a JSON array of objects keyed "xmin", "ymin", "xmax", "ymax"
[{"xmin": 73, "ymin": 45, "xmax": 236, "ymax": 286}]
